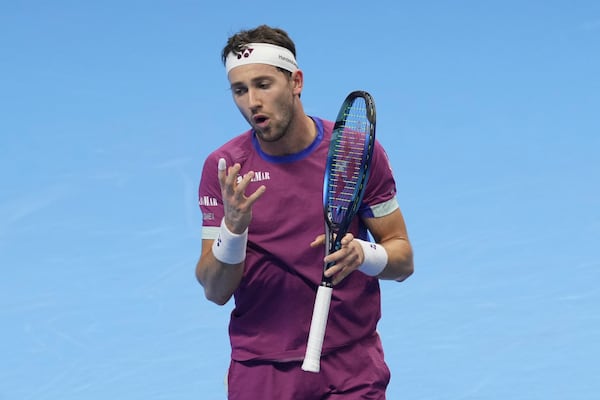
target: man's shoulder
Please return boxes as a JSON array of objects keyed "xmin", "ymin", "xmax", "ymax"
[
  {"xmin": 218, "ymin": 129, "xmax": 253, "ymax": 151},
  {"xmin": 206, "ymin": 129, "xmax": 254, "ymax": 163}
]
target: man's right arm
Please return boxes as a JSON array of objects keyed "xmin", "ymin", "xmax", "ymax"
[
  {"xmin": 196, "ymin": 158, "xmax": 266, "ymax": 305},
  {"xmin": 196, "ymin": 239, "xmax": 244, "ymax": 305}
]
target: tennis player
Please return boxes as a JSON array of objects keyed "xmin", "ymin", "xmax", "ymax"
[{"xmin": 196, "ymin": 24, "xmax": 414, "ymax": 400}]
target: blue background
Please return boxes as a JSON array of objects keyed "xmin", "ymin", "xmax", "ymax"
[{"xmin": 2, "ymin": 1, "xmax": 599, "ymax": 398}]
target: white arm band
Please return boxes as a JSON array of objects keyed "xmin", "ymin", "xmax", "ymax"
[
  {"xmin": 211, "ymin": 219, "xmax": 248, "ymax": 265},
  {"xmin": 356, "ymin": 239, "xmax": 388, "ymax": 277}
]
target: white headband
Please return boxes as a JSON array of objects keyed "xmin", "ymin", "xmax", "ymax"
[{"xmin": 225, "ymin": 42, "xmax": 298, "ymax": 74}]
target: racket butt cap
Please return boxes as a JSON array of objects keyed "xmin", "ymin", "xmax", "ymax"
[{"xmin": 301, "ymin": 359, "xmax": 320, "ymax": 373}]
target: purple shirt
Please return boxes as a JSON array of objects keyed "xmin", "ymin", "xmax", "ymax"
[{"xmin": 199, "ymin": 117, "xmax": 399, "ymax": 361}]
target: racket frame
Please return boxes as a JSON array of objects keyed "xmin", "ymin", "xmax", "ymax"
[{"xmin": 301, "ymin": 90, "xmax": 376, "ymax": 373}]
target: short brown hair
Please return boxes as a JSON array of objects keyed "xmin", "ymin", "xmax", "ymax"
[{"xmin": 221, "ymin": 25, "xmax": 297, "ymax": 66}]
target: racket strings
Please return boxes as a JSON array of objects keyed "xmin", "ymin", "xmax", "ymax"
[{"xmin": 326, "ymin": 100, "xmax": 372, "ymax": 225}]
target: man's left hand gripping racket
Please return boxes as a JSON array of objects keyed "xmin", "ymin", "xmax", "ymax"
[{"xmin": 301, "ymin": 90, "xmax": 377, "ymax": 373}]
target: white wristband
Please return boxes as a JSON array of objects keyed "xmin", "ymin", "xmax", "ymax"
[
  {"xmin": 356, "ymin": 239, "xmax": 388, "ymax": 277},
  {"xmin": 211, "ymin": 219, "xmax": 248, "ymax": 264}
]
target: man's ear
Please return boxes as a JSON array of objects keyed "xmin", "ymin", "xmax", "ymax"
[{"xmin": 291, "ymin": 70, "xmax": 304, "ymax": 96}]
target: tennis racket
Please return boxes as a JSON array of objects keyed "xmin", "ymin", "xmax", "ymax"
[{"xmin": 301, "ymin": 90, "xmax": 377, "ymax": 373}]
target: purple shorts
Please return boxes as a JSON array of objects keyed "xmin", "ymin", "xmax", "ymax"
[{"xmin": 227, "ymin": 333, "xmax": 391, "ymax": 400}]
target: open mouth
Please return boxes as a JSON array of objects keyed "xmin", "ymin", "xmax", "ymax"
[{"xmin": 253, "ymin": 115, "xmax": 269, "ymax": 127}]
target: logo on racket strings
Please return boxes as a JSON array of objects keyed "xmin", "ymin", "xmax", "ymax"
[{"xmin": 328, "ymin": 206, "xmax": 346, "ymax": 224}]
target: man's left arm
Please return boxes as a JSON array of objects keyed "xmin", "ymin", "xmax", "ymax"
[
  {"xmin": 320, "ymin": 207, "xmax": 413, "ymax": 285},
  {"xmin": 363, "ymin": 208, "xmax": 414, "ymax": 282}
]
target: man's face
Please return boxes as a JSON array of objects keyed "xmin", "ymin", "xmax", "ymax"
[{"xmin": 228, "ymin": 63, "xmax": 296, "ymax": 144}]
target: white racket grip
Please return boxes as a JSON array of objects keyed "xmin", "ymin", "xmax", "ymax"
[{"xmin": 301, "ymin": 285, "xmax": 333, "ymax": 373}]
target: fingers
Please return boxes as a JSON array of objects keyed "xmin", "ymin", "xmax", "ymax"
[
  {"xmin": 218, "ymin": 157, "xmax": 227, "ymax": 172},
  {"xmin": 246, "ymin": 184, "xmax": 266, "ymax": 206},
  {"xmin": 234, "ymin": 169, "xmax": 259, "ymax": 199},
  {"xmin": 218, "ymin": 160, "xmax": 242, "ymax": 195},
  {"xmin": 323, "ymin": 233, "xmax": 355, "ymax": 264},
  {"xmin": 218, "ymin": 158, "xmax": 242, "ymax": 193},
  {"xmin": 323, "ymin": 233, "xmax": 364, "ymax": 285},
  {"xmin": 310, "ymin": 234, "xmax": 326, "ymax": 248},
  {"xmin": 217, "ymin": 158, "xmax": 266, "ymax": 233},
  {"xmin": 218, "ymin": 158, "xmax": 264, "ymax": 200},
  {"xmin": 217, "ymin": 157, "xmax": 227, "ymax": 186}
]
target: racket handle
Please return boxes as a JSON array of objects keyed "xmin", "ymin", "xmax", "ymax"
[{"xmin": 301, "ymin": 285, "xmax": 333, "ymax": 373}]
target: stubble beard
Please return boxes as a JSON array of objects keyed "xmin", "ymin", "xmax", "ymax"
[{"xmin": 253, "ymin": 96, "xmax": 295, "ymax": 144}]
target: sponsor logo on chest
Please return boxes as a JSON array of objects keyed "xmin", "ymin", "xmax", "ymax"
[{"xmin": 236, "ymin": 171, "xmax": 271, "ymax": 184}]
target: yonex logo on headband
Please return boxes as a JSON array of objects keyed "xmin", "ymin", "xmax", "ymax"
[
  {"xmin": 236, "ymin": 48, "xmax": 255, "ymax": 59},
  {"xmin": 225, "ymin": 43, "xmax": 299, "ymax": 74}
]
